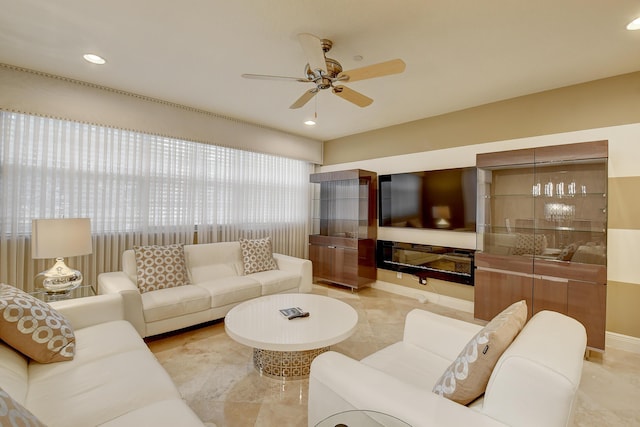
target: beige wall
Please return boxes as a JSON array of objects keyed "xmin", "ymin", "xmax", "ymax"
[
  {"xmin": 324, "ymin": 71, "xmax": 640, "ymax": 164},
  {"xmin": 320, "ymin": 72, "xmax": 640, "ymax": 340},
  {"xmin": 0, "ymin": 64, "xmax": 323, "ymax": 164}
]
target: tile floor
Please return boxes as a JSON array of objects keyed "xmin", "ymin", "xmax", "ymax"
[{"xmin": 146, "ymin": 284, "xmax": 640, "ymax": 427}]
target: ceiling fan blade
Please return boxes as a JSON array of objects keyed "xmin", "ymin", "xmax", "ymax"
[
  {"xmin": 298, "ymin": 33, "xmax": 327, "ymax": 74},
  {"xmin": 332, "ymin": 85, "xmax": 373, "ymax": 107},
  {"xmin": 242, "ymin": 73, "xmax": 310, "ymax": 83},
  {"xmin": 339, "ymin": 59, "xmax": 406, "ymax": 83},
  {"xmin": 290, "ymin": 88, "xmax": 319, "ymax": 109}
]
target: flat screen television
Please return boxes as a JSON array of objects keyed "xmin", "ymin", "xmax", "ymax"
[{"xmin": 379, "ymin": 167, "xmax": 477, "ymax": 231}]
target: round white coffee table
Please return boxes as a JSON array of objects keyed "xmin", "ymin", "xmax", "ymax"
[{"xmin": 224, "ymin": 293, "xmax": 358, "ymax": 380}]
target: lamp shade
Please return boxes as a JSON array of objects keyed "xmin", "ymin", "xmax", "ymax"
[
  {"xmin": 431, "ymin": 206, "xmax": 451, "ymax": 219},
  {"xmin": 32, "ymin": 218, "xmax": 93, "ymax": 259}
]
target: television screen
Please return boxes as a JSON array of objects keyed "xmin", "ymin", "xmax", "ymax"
[{"xmin": 379, "ymin": 167, "xmax": 477, "ymax": 231}]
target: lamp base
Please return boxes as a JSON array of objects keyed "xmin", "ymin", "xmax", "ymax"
[{"xmin": 36, "ymin": 258, "xmax": 83, "ymax": 293}]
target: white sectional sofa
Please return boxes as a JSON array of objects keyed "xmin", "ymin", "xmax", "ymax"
[
  {"xmin": 309, "ymin": 309, "xmax": 587, "ymax": 427},
  {"xmin": 0, "ymin": 293, "xmax": 206, "ymax": 427},
  {"xmin": 98, "ymin": 241, "xmax": 312, "ymax": 337}
]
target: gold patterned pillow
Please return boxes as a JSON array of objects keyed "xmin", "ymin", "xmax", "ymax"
[
  {"xmin": 433, "ymin": 300, "xmax": 528, "ymax": 405},
  {"xmin": 0, "ymin": 283, "xmax": 75, "ymax": 363},
  {"xmin": 133, "ymin": 244, "xmax": 190, "ymax": 293},
  {"xmin": 239, "ymin": 237, "xmax": 278, "ymax": 275},
  {"xmin": 0, "ymin": 386, "xmax": 47, "ymax": 427}
]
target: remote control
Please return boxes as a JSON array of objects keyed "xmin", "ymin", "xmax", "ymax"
[{"xmin": 288, "ymin": 311, "xmax": 309, "ymax": 319}]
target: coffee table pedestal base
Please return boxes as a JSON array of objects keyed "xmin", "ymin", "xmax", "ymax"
[{"xmin": 253, "ymin": 347, "xmax": 329, "ymax": 380}]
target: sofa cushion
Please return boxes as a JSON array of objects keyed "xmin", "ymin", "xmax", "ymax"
[
  {"xmin": 25, "ymin": 320, "xmax": 184, "ymax": 427},
  {"xmin": 197, "ymin": 277, "xmax": 262, "ymax": 308},
  {"xmin": 0, "ymin": 342, "xmax": 28, "ymax": 404},
  {"xmin": 28, "ymin": 320, "xmax": 148, "ymax": 381},
  {"xmin": 141, "ymin": 285, "xmax": 211, "ymax": 323},
  {"xmin": 185, "ymin": 242, "xmax": 243, "ymax": 283},
  {"xmin": 0, "ymin": 283, "xmax": 75, "ymax": 363},
  {"xmin": 362, "ymin": 341, "xmax": 453, "ymax": 392},
  {"xmin": 239, "ymin": 237, "xmax": 278, "ymax": 275},
  {"xmin": 432, "ymin": 300, "xmax": 527, "ymax": 405},
  {"xmin": 27, "ymin": 349, "xmax": 183, "ymax": 427},
  {"xmin": 0, "ymin": 386, "xmax": 46, "ymax": 427},
  {"xmin": 98, "ymin": 399, "xmax": 205, "ymax": 427},
  {"xmin": 249, "ymin": 269, "xmax": 301, "ymax": 295},
  {"xmin": 134, "ymin": 244, "xmax": 190, "ymax": 293}
]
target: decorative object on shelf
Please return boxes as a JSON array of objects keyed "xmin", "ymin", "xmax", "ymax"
[
  {"xmin": 31, "ymin": 218, "xmax": 92, "ymax": 293},
  {"xmin": 535, "ymin": 179, "xmax": 586, "ymax": 198},
  {"xmin": 544, "ymin": 202, "xmax": 576, "ymax": 222}
]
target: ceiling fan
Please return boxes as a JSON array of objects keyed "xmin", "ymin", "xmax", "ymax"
[{"xmin": 242, "ymin": 33, "xmax": 406, "ymax": 109}]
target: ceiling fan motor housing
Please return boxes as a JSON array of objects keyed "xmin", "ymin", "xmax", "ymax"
[{"xmin": 304, "ymin": 57, "xmax": 343, "ymax": 89}]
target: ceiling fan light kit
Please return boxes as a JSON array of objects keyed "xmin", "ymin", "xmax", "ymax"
[
  {"xmin": 627, "ymin": 17, "xmax": 640, "ymax": 30},
  {"xmin": 242, "ymin": 33, "xmax": 406, "ymax": 109}
]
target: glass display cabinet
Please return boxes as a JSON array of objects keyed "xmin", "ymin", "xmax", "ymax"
[
  {"xmin": 474, "ymin": 140, "xmax": 608, "ymax": 350},
  {"xmin": 309, "ymin": 169, "xmax": 377, "ymax": 289}
]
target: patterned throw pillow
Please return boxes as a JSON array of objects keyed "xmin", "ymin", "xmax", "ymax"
[
  {"xmin": 0, "ymin": 386, "xmax": 47, "ymax": 427},
  {"xmin": 433, "ymin": 300, "xmax": 528, "ymax": 405},
  {"xmin": 0, "ymin": 283, "xmax": 75, "ymax": 363},
  {"xmin": 512, "ymin": 233, "xmax": 547, "ymax": 255},
  {"xmin": 134, "ymin": 244, "xmax": 189, "ymax": 293},
  {"xmin": 239, "ymin": 237, "xmax": 278, "ymax": 275}
]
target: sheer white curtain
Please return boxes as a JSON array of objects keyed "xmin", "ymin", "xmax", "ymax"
[{"xmin": 0, "ymin": 111, "xmax": 312, "ymax": 291}]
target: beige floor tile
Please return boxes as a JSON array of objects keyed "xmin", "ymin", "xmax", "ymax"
[{"xmin": 149, "ymin": 283, "xmax": 640, "ymax": 427}]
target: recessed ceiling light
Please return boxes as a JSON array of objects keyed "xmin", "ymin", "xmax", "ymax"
[
  {"xmin": 304, "ymin": 120, "xmax": 316, "ymax": 126},
  {"xmin": 83, "ymin": 53, "xmax": 106, "ymax": 65},
  {"xmin": 627, "ymin": 17, "xmax": 640, "ymax": 30}
]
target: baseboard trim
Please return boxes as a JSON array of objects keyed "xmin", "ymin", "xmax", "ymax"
[
  {"xmin": 606, "ymin": 331, "xmax": 640, "ymax": 354},
  {"xmin": 372, "ymin": 280, "xmax": 640, "ymax": 354},
  {"xmin": 371, "ymin": 280, "xmax": 475, "ymax": 314}
]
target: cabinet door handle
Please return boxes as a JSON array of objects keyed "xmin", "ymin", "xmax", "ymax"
[
  {"xmin": 328, "ymin": 246, "xmax": 336, "ymax": 249},
  {"xmin": 534, "ymin": 274, "xmax": 569, "ymax": 283}
]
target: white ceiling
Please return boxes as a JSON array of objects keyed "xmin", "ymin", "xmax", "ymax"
[{"xmin": 1, "ymin": 1, "xmax": 640, "ymax": 142}]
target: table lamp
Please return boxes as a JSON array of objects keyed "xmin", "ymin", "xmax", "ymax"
[
  {"xmin": 32, "ymin": 218, "xmax": 92, "ymax": 292},
  {"xmin": 432, "ymin": 205, "xmax": 451, "ymax": 229}
]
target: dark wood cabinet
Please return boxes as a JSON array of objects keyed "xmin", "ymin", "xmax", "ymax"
[
  {"xmin": 475, "ymin": 141, "xmax": 608, "ymax": 351},
  {"xmin": 309, "ymin": 169, "xmax": 377, "ymax": 289}
]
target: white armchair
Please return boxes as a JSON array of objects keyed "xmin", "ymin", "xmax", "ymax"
[{"xmin": 308, "ymin": 309, "xmax": 587, "ymax": 427}]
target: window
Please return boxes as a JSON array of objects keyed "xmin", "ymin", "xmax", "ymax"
[{"xmin": 0, "ymin": 111, "xmax": 312, "ymax": 289}]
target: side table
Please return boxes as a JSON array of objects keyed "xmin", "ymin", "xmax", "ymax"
[{"xmin": 29, "ymin": 284, "xmax": 96, "ymax": 302}]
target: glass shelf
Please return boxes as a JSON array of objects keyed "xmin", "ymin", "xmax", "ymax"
[
  {"xmin": 311, "ymin": 177, "xmax": 373, "ymax": 240},
  {"xmin": 476, "ymin": 150, "xmax": 607, "ymax": 265}
]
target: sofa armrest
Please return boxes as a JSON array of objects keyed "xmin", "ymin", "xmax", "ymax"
[
  {"xmin": 98, "ymin": 271, "xmax": 146, "ymax": 337},
  {"xmin": 49, "ymin": 294, "xmax": 124, "ymax": 330},
  {"xmin": 273, "ymin": 253, "xmax": 313, "ymax": 293},
  {"xmin": 403, "ymin": 309, "xmax": 483, "ymax": 361},
  {"xmin": 482, "ymin": 310, "xmax": 586, "ymax": 427},
  {"xmin": 309, "ymin": 351, "xmax": 508, "ymax": 427}
]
